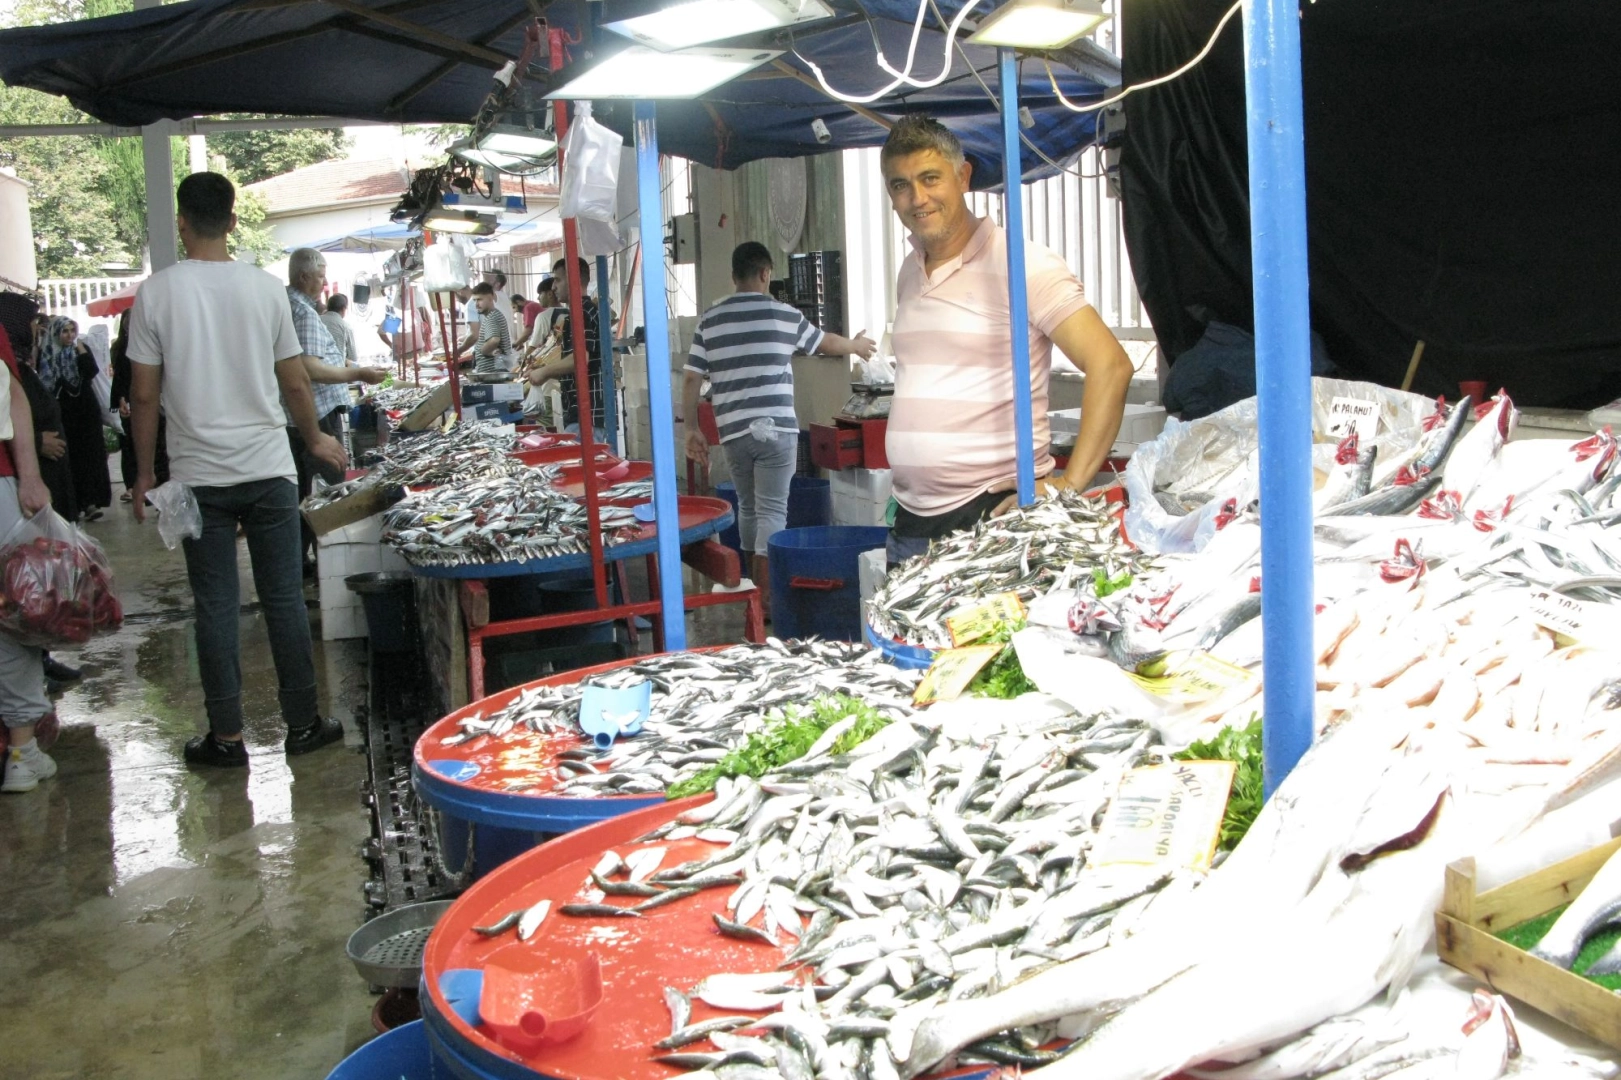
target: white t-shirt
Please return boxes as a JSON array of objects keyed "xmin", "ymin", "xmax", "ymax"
[{"xmin": 127, "ymin": 259, "xmax": 303, "ymax": 487}]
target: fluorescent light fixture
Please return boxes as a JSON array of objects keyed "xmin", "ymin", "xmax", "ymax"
[
  {"xmin": 967, "ymin": 0, "xmax": 1108, "ymax": 49},
  {"xmin": 451, "ymin": 144, "xmax": 535, "ymax": 172},
  {"xmin": 545, "ymin": 46, "xmax": 782, "ymax": 100},
  {"xmin": 423, "ymin": 208, "xmax": 497, "ymax": 236},
  {"xmin": 603, "ymin": 0, "xmax": 833, "ymax": 51},
  {"xmin": 477, "ymin": 125, "xmax": 557, "ymax": 157}
]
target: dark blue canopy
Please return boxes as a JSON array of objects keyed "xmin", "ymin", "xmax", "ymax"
[{"xmin": 0, "ymin": 0, "xmax": 1118, "ymax": 188}]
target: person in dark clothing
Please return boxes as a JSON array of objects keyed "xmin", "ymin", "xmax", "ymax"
[
  {"xmin": 39, "ymin": 317, "xmax": 111, "ymax": 520},
  {"xmin": 110, "ymin": 311, "xmax": 169, "ymax": 499},
  {"xmin": 525, "ymin": 256, "xmax": 605, "ymax": 433},
  {"xmin": 14, "ymin": 330, "xmax": 77, "ymax": 523}
]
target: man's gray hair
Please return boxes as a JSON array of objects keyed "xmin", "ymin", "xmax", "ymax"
[
  {"xmin": 880, "ymin": 114, "xmax": 965, "ymax": 168},
  {"xmin": 289, "ymin": 248, "xmax": 326, "ymax": 286}
]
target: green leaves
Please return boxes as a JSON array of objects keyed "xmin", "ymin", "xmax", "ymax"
[
  {"xmin": 967, "ymin": 617, "xmax": 1038, "ymax": 700},
  {"xmin": 1173, "ymin": 715, "xmax": 1263, "ymax": 851},
  {"xmin": 665, "ymin": 695, "xmax": 890, "ymax": 800}
]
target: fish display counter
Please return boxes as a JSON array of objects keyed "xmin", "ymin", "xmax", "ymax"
[{"xmin": 414, "ymin": 641, "xmax": 921, "ymax": 879}]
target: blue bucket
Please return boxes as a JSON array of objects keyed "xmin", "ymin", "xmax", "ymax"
[
  {"xmin": 326, "ymin": 1020, "xmax": 439, "ymax": 1080},
  {"xmin": 716, "ymin": 476, "xmax": 832, "ymax": 557},
  {"xmin": 767, "ymin": 526, "xmax": 888, "ymax": 642}
]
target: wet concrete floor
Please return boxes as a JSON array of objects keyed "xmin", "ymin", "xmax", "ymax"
[{"xmin": 0, "ymin": 483, "xmax": 758, "ymax": 1078}]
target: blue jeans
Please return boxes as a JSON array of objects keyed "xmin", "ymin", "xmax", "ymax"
[
  {"xmin": 722, "ymin": 430, "xmax": 796, "ymax": 555},
  {"xmin": 181, "ymin": 477, "xmax": 319, "ymax": 738}
]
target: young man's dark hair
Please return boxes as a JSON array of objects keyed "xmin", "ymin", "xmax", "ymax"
[
  {"xmin": 538, "ymin": 278, "xmax": 555, "ymax": 299},
  {"xmin": 471, "ymin": 282, "xmax": 496, "ymax": 297},
  {"xmin": 552, "ymin": 256, "xmax": 591, "ymax": 285},
  {"xmin": 326, "ymin": 293, "xmax": 348, "ymax": 315},
  {"xmin": 731, "ymin": 242, "xmax": 774, "ymax": 283},
  {"xmin": 175, "ymin": 172, "xmax": 237, "ymax": 238},
  {"xmin": 488, "ymin": 269, "xmax": 507, "ymax": 288}
]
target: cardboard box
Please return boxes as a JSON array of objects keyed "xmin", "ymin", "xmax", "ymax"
[
  {"xmin": 302, "ymin": 483, "xmax": 405, "ymax": 538},
  {"xmin": 397, "ymin": 382, "xmax": 453, "ymax": 431},
  {"xmin": 460, "ymin": 381, "xmax": 524, "ymax": 405},
  {"xmin": 471, "ymin": 403, "xmax": 523, "ymax": 422}
]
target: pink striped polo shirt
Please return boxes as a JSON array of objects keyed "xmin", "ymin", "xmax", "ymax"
[{"xmin": 887, "ymin": 217, "xmax": 1090, "ymax": 516}]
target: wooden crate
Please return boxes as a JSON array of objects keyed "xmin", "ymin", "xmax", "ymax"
[{"xmin": 1436, "ymin": 836, "xmax": 1621, "ymax": 1049}]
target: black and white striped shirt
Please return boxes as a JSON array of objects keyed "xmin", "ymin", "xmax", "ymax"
[{"xmin": 685, "ymin": 293, "xmax": 823, "ymax": 444}]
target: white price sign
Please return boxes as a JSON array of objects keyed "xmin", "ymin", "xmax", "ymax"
[
  {"xmin": 1326, "ymin": 396, "xmax": 1380, "ymax": 441},
  {"xmin": 1528, "ymin": 589, "xmax": 1621, "ymax": 644}
]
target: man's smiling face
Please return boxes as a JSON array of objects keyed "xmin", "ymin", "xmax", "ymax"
[{"xmin": 882, "ymin": 148, "xmax": 973, "ymax": 250}]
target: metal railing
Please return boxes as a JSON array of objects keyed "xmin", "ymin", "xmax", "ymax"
[{"xmin": 37, "ymin": 276, "xmax": 145, "ymax": 329}]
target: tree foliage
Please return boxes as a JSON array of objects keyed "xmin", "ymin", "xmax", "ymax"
[{"xmin": 208, "ymin": 124, "xmax": 348, "ymax": 186}]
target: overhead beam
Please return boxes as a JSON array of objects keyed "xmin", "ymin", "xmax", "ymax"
[
  {"xmin": 319, "ymin": 0, "xmax": 513, "ymax": 65},
  {"xmin": 0, "ymin": 117, "xmax": 390, "ymax": 138},
  {"xmin": 385, "ymin": 8, "xmax": 537, "ymax": 113},
  {"xmin": 343, "ymin": 20, "xmax": 507, "ymax": 68},
  {"xmin": 768, "ymin": 59, "xmax": 893, "ymax": 130}
]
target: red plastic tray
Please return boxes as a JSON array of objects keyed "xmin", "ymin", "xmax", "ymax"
[
  {"xmin": 555, "ymin": 460, "xmax": 654, "ymax": 497},
  {"xmin": 512, "ymin": 445, "xmax": 616, "ymax": 467}
]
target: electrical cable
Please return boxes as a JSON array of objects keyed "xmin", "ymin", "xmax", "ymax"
[
  {"xmin": 1044, "ymin": 0, "xmax": 1241, "ymax": 113},
  {"xmin": 789, "ymin": 0, "xmax": 983, "ymax": 104}
]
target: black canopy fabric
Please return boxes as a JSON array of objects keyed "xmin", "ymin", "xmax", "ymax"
[
  {"xmin": 1120, "ymin": 0, "xmax": 1621, "ymax": 409},
  {"xmin": 0, "ymin": 0, "xmax": 1119, "ymax": 188}
]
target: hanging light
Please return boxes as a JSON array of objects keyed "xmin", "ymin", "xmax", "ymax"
[
  {"xmin": 603, "ymin": 0, "xmax": 833, "ymax": 51},
  {"xmin": 423, "ymin": 208, "xmax": 498, "ymax": 236},
  {"xmin": 545, "ymin": 46, "xmax": 782, "ymax": 100},
  {"xmin": 966, "ymin": 0, "xmax": 1108, "ymax": 49}
]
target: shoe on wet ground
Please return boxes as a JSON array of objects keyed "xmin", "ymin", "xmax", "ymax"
[
  {"xmin": 183, "ymin": 732, "xmax": 249, "ymax": 768},
  {"xmin": 2, "ymin": 745, "xmax": 56, "ymax": 792},
  {"xmin": 284, "ymin": 716, "xmax": 344, "ymax": 756},
  {"xmin": 42, "ymin": 655, "xmax": 82, "ymax": 682}
]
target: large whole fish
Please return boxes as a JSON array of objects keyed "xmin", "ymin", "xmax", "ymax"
[{"xmin": 1529, "ymin": 843, "xmax": 1621, "ymax": 969}]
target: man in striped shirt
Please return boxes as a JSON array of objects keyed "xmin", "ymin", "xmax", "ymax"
[
  {"xmin": 452, "ymin": 282, "xmax": 515, "ymax": 375},
  {"xmin": 684, "ymin": 242, "xmax": 875, "ymax": 600},
  {"xmin": 880, "ymin": 115, "xmax": 1134, "ymax": 565}
]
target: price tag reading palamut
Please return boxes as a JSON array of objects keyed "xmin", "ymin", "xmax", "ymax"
[
  {"xmin": 945, "ymin": 592, "xmax": 1027, "ymax": 647},
  {"xmin": 1326, "ymin": 396, "xmax": 1380, "ymax": 442},
  {"xmin": 913, "ymin": 644, "xmax": 1005, "ymax": 705},
  {"xmin": 1527, "ymin": 589, "xmax": 1621, "ymax": 645},
  {"xmin": 1091, "ymin": 761, "xmax": 1236, "ymax": 872}
]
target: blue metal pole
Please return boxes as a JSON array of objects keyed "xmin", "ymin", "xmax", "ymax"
[
  {"xmin": 596, "ymin": 253, "xmax": 617, "ymax": 453},
  {"xmin": 635, "ymin": 100, "xmax": 687, "ymax": 652},
  {"xmin": 1245, "ymin": 0, "xmax": 1314, "ymax": 795},
  {"xmin": 998, "ymin": 49, "xmax": 1036, "ymax": 507}
]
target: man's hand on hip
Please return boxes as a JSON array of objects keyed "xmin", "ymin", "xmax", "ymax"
[{"xmin": 308, "ymin": 433, "xmax": 349, "ymax": 476}]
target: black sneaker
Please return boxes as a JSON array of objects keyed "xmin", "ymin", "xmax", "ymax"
[
  {"xmin": 42, "ymin": 655, "xmax": 82, "ymax": 682},
  {"xmin": 284, "ymin": 716, "xmax": 344, "ymax": 756},
  {"xmin": 45, "ymin": 677, "xmax": 71, "ymax": 696},
  {"xmin": 184, "ymin": 733, "xmax": 249, "ymax": 768}
]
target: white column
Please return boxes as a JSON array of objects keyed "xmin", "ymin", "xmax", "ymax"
[
  {"xmin": 135, "ymin": 0, "xmax": 178, "ymax": 270},
  {"xmin": 188, "ymin": 133, "xmax": 208, "ymax": 174}
]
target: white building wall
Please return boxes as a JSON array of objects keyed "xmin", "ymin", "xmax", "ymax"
[
  {"xmin": 263, "ymin": 201, "xmax": 401, "ymax": 251},
  {"xmin": 0, "ymin": 171, "xmax": 39, "ymax": 293}
]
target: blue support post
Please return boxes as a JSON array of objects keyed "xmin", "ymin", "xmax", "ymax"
[
  {"xmin": 998, "ymin": 48, "xmax": 1036, "ymax": 507},
  {"xmin": 597, "ymin": 253, "xmax": 618, "ymax": 453},
  {"xmin": 1244, "ymin": 0, "xmax": 1314, "ymax": 795},
  {"xmin": 635, "ymin": 100, "xmax": 687, "ymax": 652}
]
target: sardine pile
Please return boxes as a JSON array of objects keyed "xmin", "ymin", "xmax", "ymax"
[
  {"xmin": 368, "ymin": 384, "xmax": 435, "ymax": 414},
  {"xmin": 601, "ymin": 479, "xmax": 656, "ymax": 501},
  {"xmin": 364, "ymin": 421, "xmax": 531, "ymax": 489},
  {"xmin": 553, "ymin": 698, "xmax": 1171, "ymax": 1080},
  {"xmin": 382, "ymin": 471, "xmax": 641, "ymax": 567},
  {"xmin": 869, "ymin": 493, "xmax": 1155, "ymax": 649},
  {"xmin": 441, "ymin": 640, "xmax": 921, "ymax": 794}
]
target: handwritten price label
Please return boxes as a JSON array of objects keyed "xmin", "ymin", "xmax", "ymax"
[
  {"xmin": 1127, "ymin": 651, "xmax": 1257, "ymax": 704},
  {"xmin": 946, "ymin": 592, "xmax": 1027, "ymax": 647},
  {"xmin": 1327, "ymin": 395, "xmax": 1380, "ymax": 441},
  {"xmin": 1093, "ymin": 762, "xmax": 1236, "ymax": 872},
  {"xmin": 913, "ymin": 644, "xmax": 1004, "ymax": 705}
]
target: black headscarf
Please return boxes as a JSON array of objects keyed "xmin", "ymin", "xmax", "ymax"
[{"xmin": 0, "ymin": 292, "xmax": 39, "ymax": 360}]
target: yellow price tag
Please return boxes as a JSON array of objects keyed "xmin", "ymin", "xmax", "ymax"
[
  {"xmin": 945, "ymin": 592, "xmax": 1027, "ymax": 647},
  {"xmin": 1092, "ymin": 762, "xmax": 1236, "ymax": 872},
  {"xmin": 913, "ymin": 644, "xmax": 1005, "ymax": 705},
  {"xmin": 1126, "ymin": 651, "xmax": 1257, "ymax": 704}
]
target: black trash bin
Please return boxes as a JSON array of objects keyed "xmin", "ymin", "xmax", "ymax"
[{"xmin": 345, "ymin": 572, "xmax": 418, "ymax": 653}]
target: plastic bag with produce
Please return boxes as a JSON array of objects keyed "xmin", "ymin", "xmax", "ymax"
[{"xmin": 0, "ymin": 508, "xmax": 123, "ymax": 648}]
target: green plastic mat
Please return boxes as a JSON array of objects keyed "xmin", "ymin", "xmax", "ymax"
[{"xmin": 1495, "ymin": 904, "xmax": 1621, "ymax": 991}]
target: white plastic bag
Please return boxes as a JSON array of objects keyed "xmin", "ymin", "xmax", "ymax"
[
  {"xmin": 422, "ymin": 240, "xmax": 471, "ymax": 293},
  {"xmin": 559, "ymin": 102, "xmax": 623, "ymax": 226},
  {"xmin": 147, "ymin": 479, "xmax": 203, "ymax": 550}
]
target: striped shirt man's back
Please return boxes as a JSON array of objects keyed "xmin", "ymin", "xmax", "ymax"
[{"xmin": 685, "ymin": 293, "xmax": 824, "ymax": 444}]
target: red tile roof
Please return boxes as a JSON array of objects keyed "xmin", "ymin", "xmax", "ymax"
[{"xmin": 246, "ymin": 157, "xmax": 409, "ymax": 214}]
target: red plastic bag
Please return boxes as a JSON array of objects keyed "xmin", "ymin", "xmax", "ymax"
[{"xmin": 0, "ymin": 508, "xmax": 123, "ymax": 648}]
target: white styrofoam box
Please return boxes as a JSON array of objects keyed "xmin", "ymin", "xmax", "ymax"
[
  {"xmin": 322, "ymin": 604, "xmax": 365, "ymax": 641},
  {"xmin": 829, "ymin": 467, "xmax": 892, "ymax": 504},
  {"xmin": 832, "ymin": 491, "xmax": 888, "ymax": 528},
  {"xmin": 858, "ymin": 548, "xmax": 888, "ymax": 608},
  {"xmin": 1049, "ymin": 404, "xmax": 1168, "ymax": 447},
  {"xmin": 318, "ymin": 513, "xmax": 383, "ymax": 547}
]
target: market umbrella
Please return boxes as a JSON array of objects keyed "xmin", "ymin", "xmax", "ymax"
[
  {"xmin": 0, "ymin": 0, "xmax": 1120, "ymax": 187},
  {"xmin": 86, "ymin": 282, "xmax": 142, "ymax": 317}
]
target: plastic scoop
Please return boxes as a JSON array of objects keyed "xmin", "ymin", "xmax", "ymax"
[
  {"xmin": 439, "ymin": 968, "xmax": 485, "ymax": 1026},
  {"xmin": 576, "ymin": 681, "xmax": 652, "ymax": 750},
  {"xmin": 632, "ymin": 501, "xmax": 657, "ymax": 524},
  {"xmin": 479, "ymin": 953, "xmax": 603, "ymax": 1053}
]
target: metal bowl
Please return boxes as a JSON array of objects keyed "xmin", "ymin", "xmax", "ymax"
[{"xmin": 345, "ymin": 899, "xmax": 455, "ymax": 988}]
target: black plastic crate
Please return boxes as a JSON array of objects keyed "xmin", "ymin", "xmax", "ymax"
[{"xmin": 788, "ymin": 251, "xmax": 842, "ymax": 307}]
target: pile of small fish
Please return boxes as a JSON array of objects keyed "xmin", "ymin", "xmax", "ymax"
[
  {"xmin": 441, "ymin": 640, "xmax": 921, "ymax": 794},
  {"xmin": 560, "ymin": 698, "xmax": 1173, "ymax": 1080},
  {"xmin": 382, "ymin": 471, "xmax": 641, "ymax": 567},
  {"xmin": 601, "ymin": 479, "xmax": 656, "ymax": 501},
  {"xmin": 368, "ymin": 384, "xmax": 435, "ymax": 415},
  {"xmin": 869, "ymin": 492, "xmax": 1155, "ymax": 649},
  {"xmin": 364, "ymin": 421, "xmax": 532, "ymax": 489}
]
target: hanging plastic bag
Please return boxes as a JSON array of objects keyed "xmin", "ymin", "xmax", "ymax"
[
  {"xmin": 146, "ymin": 479, "xmax": 203, "ymax": 551},
  {"xmin": 422, "ymin": 240, "xmax": 472, "ymax": 293},
  {"xmin": 0, "ymin": 508, "xmax": 123, "ymax": 648},
  {"xmin": 559, "ymin": 102, "xmax": 623, "ymax": 226}
]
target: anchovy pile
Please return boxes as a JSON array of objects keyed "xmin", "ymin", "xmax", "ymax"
[
  {"xmin": 600, "ymin": 479, "xmax": 656, "ymax": 501},
  {"xmin": 364, "ymin": 421, "xmax": 532, "ymax": 489},
  {"xmin": 441, "ymin": 640, "xmax": 921, "ymax": 794},
  {"xmin": 869, "ymin": 493, "xmax": 1155, "ymax": 649},
  {"xmin": 382, "ymin": 471, "xmax": 641, "ymax": 567},
  {"xmin": 557, "ymin": 699, "xmax": 1171, "ymax": 1080},
  {"xmin": 369, "ymin": 384, "xmax": 436, "ymax": 414}
]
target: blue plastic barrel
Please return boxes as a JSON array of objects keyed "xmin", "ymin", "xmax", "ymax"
[
  {"xmin": 716, "ymin": 476, "xmax": 832, "ymax": 558},
  {"xmin": 768, "ymin": 526, "xmax": 888, "ymax": 641},
  {"xmin": 326, "ymin": 1020, "xmax": 439, "ymax": 1080}
]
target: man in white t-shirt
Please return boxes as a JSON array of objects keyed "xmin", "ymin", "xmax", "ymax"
[{"xmin": 126, "ymin": 172, "xmax": 349, "ymax": 769}]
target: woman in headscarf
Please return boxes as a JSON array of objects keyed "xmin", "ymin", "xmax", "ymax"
[
  {"xmin": 39, "ymin": 316, "xmax": 111, "ymax": 521},
  {"xmin": 0, "ymin": 301, "xmax": 77, "ymax": 522}
]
